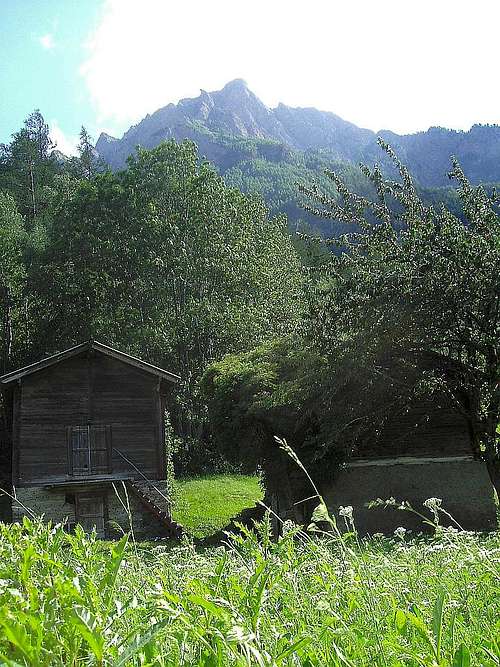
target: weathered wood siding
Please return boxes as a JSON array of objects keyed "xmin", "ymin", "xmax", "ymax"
[
  {"xmin": 16, "ymin": 352, "xmax": 163, "ymax": 486},
  {"xmin": 355, "ymin": 402, "xmax": 472, "ymax": 459},
  {"xmin": 91, "ymin": 354, "xmax": 159, "ymax": 476},
  {"xmin": 0, "ymin": 415, "xmax": 11, "ymax": 521}
]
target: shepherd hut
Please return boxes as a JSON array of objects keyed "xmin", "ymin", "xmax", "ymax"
[{"xmin": 0, "ymin": 341, "xmax": 182, "ymax": 539}]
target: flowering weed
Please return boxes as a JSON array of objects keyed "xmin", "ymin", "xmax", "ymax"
[{"xmin": 0, "ymin": 514, "xmax": 498, "ymax": 665}]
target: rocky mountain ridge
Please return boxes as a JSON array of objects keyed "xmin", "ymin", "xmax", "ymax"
[{"xmin": 96, "ymin": 79, "xmax": 500, "ymax": 188}]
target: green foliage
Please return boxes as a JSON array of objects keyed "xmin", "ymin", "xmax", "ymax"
[
  {"xmin": 0, "ymin": 193, "xmax": 28, "ymax": 372},
  {"xmin": 301, "ymin": 140, "xmax": 500, "ymax": 466},
  {"xmin": 0, "ymin": 517, "xmax": 498, "ymax": 665},
  {"xmin": 172, "ymin": 474, "xmax": 263, "ymax": 538},
  {"xmin": 201, "ymin": 328, "xmax": 425, "ymax": 474},
  {"xmin": 185, "ymin": 124, "xmax": 478, "ymax": 238},
  {"xmin": 0, "ymin": 110, "xmax": 60, "ymax": 221},
  {"xmin": 201, "ymin": 339, "xmax": 335, "ymax": 469},
  {"xmin": 203, "ymin": 141, "xmax": 500, "ymax": 481},
  {"xmin": 47, "ymin": 139, "xmax": 301, "ymax": 370},
  {"xmin": 68, "ymin": 126, "xmax": 106, "ymax": 180},
  {"xmin": 0, "ymin": 134, "xmax": 303, "ymax": 452},
  {"xmin": 223, "ymin": 147, "xmax": 375, "ymax": 237}
]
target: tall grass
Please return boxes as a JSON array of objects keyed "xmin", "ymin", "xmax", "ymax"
[{"xmin": 0, "ymin": 512, "xmax": 498, "ymax": 666}]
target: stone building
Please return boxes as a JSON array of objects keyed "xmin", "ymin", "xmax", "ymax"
[{"xmin": 0, "ymin": 341, "xmax": 182, "ymax": 539}]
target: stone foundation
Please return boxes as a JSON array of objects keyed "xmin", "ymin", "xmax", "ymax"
[
  {"xmin": 12, "ymin": 487, "xmax": 77, "ymax": 525},
  {"xmin": 107, "ymin": 482, "xmax": 173, "ymax": 540},
  {"xmin": 322, "ymin": 457, "xmax": 498, "ymax": 535},
  {"xmin": 11, "ymin": 481, "xmax": 173, "ymax": 540}
]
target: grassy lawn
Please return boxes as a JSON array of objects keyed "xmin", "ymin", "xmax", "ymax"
[{"xmin": 172, "ymin": 473, "xmax": 264, "ymax": 538}]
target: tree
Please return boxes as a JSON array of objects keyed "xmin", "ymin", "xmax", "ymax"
[
  {"xmin": 69, "ymin": 127, "xmax": 104, "ymax": 180},
  {"xmin": 201, "ymin": 338, "xmax": 330, "ymax": 521},
  {"xmin": 0, "ymin": 110, "xmax": 58, "ymax": 221},
  {"xmin": 300, "ymin": 140, "xmax": 500, "ymax": 486},
  {"xmin": 23, "ymin": 110, "xmax": 55, "ymax": 161},
  {"xmin": 123, "ymin": 142, "xmax": 304, "ymax": 382},
  {"xmin": 0, "ymin": 193, "xmax": 28, "ymax": 373},
  {"xmin": 33, "ymin": 140, "xmax": 304, "ymax": 445},
  {"xmin": 201, "ymin": 323, "xmax": 434, "ymax": 516}
]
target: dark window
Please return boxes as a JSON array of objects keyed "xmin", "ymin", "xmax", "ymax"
[
  {"xmin": 68, "ymin": 425, "xmax": 111, "ymax": 476},
  {"xmin": 76, "ymin": 494, "xmax": 106, "ymax": 538}
]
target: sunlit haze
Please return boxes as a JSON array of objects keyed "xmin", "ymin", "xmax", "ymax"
[{"xmin": 1, "ymin": 0, "xmax": 500, "ymax": 151}]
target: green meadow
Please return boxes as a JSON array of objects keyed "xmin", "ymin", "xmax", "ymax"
[
  {"xmin": 172, "ymin": 474, "xmax": 263, "ymax": 539},
  {"xmin": 0, "ymin": 512, "xmax": 498, "ymax": 666}
]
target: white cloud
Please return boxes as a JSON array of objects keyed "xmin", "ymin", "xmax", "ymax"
[
  {"xmin": 39, "ymin": 33, "xmax": 55, "ymax": 50},
  {"xmin": 80, "ymin": 0, "xmax": 500, "ymax": 136},
  {"xmin": 50, "ymin": 121, "xmax": 78, "ymax": 156}
]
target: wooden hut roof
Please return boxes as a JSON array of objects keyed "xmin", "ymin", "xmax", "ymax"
[{"xmin": 0, "ymin": 341, "xmax": 180, "ymax": 385}]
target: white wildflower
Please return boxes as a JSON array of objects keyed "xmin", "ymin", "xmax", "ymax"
[
  {"xmin": 394, "ymin": 526, "xmax": 407, "ymax": 540},
  {"xmin": 339, "ymin": 505, "xmax": 354, "ymax": 520},
  {"xmin": 423, "ymin": 497, "xmax": 442, "ymax": 524},
  {"xmin": 423, "ymin": 497, "xmax": 442, "ymax": 510}
]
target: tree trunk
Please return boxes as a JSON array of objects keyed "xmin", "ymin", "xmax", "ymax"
[
  {"xmin": 484, "ymin": 434, "xmax": 500, "ymax": 499},
  {"xmin": 0, "ymin": 284, "xmax": 13, "ymax": 374},
  {"xmin": 28, "ymin": 161, "xmax": 36, "ymax": 220}
]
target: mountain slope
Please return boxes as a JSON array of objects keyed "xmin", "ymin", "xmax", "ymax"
[
  {"xmin": 96, "ymin": 79, "xmax": 500, "ymax": 187},
  {"xmin": 96, "ymin": 79, "xmax": 375, "ymax": 171},
  {"xmin": 95, "ymin": 80, "xmax": 500, "ymax": 234}
]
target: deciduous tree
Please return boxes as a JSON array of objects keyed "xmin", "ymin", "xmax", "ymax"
[
  {"xmin": 300, "ymin": 141, "xmax": 500, "ymax": 485},
  {"xmin": 0, "ymin": 193, "xmax": 27, "ymax": 372}
]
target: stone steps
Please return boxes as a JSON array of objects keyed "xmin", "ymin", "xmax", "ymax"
[{"xmin": 126, "ymin": 480, "xmax": 183, "ymax": 539}]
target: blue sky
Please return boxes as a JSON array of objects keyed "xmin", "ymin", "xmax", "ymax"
[
  {"xmin": 2, "ymin": 0, "xmax": 499, "ymax": 154},
  {"xmin": 1, "ymin": 1, "xmax": 104, "ymax": 151}
]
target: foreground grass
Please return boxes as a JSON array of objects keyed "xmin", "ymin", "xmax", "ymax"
[
  {"xmin": 0, "ymin": 518, "xmax": 498, "ymax": 666},
  {"xmin": 172, "ymin": 474, "xmax": 263, "ymax": 538}
]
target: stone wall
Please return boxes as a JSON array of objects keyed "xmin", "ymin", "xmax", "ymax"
[
  {"xmin": 12, "ymin": 487, "xmax": 77, "ymax": 525},
  {"xmin": 321, "ymin": 457, "xmax": 498, "ymax": 534},
  {"xmin": 10, "ymin": 482, "xmax": 173, "ymax": 540}
]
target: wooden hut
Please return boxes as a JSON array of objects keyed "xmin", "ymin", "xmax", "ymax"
[
  {"xmin": 322, "ymin": 401, "xmax": 497, "ymax": 533},
  {"xmin": 0, "ymin": 341, "xmax": 182, "ymax": 539},
  {"xmin": 268, "ymin": 400, "xmax": 497, "ymax": 535}
]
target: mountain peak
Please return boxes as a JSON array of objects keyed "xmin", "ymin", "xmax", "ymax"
[
  {"xmin": 217, "ymin": 78, "xmax": 254, "ymax": 106},
  {"xmin": 96, "ymin": 131, "xmax": 117, "ymax": 143},
  {"xmin": 94, "ymin": 80, "xmax": 373, "ymax": 168},
  {"xmin": 221, "ymin": 78, "xmax": 249, "ymax": 92},
  {"xmin": 94, "ymin": 82, "xmax": 500, "ymax": 189},
  {"xmin": 95, "ymin": 132, "xmax": 118, "ymax": 154}
]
